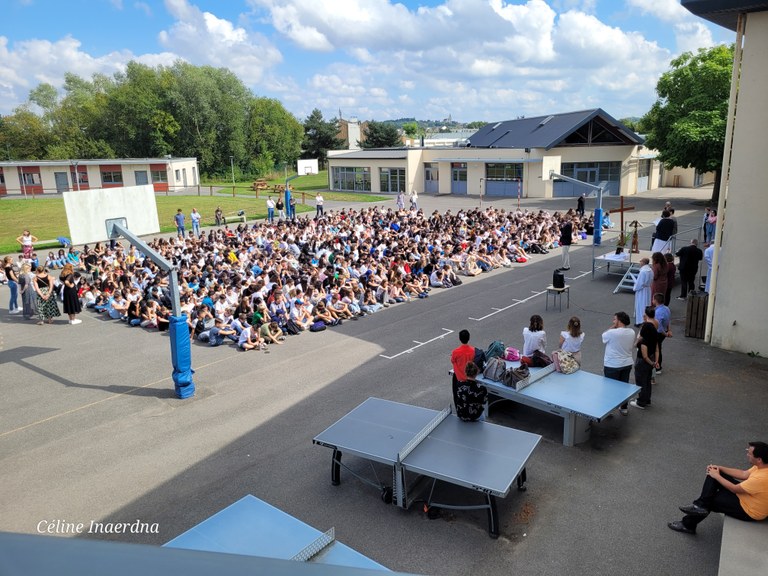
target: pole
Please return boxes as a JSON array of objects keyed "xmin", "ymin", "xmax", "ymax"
[
  {"xmin": 517, "ymin": 179, "xmax": 521, "ymax": 211},
  {"xmin": 230, "ymin": 156, "xmax": 235, "ymax": 189},
  {"xmin": 72, "ymin": 161, "xmax": 81, "ymax": 191}
]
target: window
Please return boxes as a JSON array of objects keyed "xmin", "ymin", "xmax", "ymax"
[
  {"xmin": 424, "ymin": 163, "xmax": 439, "ymax": 181},
  {"xmin": 175, "ymin": 169, "xmax": 181, "ymax": 181},
  {"xmin": 151, "ymin": 170, "xmax": 168, "ymax": 183},
  {"xmin": 72, "ymin": 171, "xmax": 89, "ymax": 185},
  {"xmin": 0, "ymin": 171, "xmax": 5, "ymax": 186},
  {"xmin": 561, "ymin": 161, "xmax": 621, "ymax": 181},
  {"xmin": 486, "ymin": 163, "xmax": 522, "ymax": 181},
  {"xmin": 21, "ymin": 172, "xmax": 41, "ymax": 185},
  {"xmin": 101, "ymin": 171, "xmax": 123, "ymax": 184},
  {"xmin": 379, "ymin": 168, "xmax": 406, "ymax": 193},
  {"xmin": 331, "ymin": 166, "xmax": 371, "ymax": 192}
]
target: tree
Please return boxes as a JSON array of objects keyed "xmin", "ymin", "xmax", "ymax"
[
  {"xmin": 302, "ymin": 109, "xmax": 343, "ymax": 169},
  {"xmin": 246, "ymin": 97, "xmax": 303, "ymax": 173},
  {"xmin": 360, "ymin": 120, "xmax": 402, "ymax": 148},
  {"xmin": 640, "ymin": 45, "xmax": 733, "ymax": 203},
  {"xmin": 0, "ymin": 107, "xmax": 52, "ymax": 160},
  {"xmin": 466, "ymin": 121, "xmax": 487, "ymax": 130},
  {"xmin": 402, "ymin": 121, "xmax": 421, "ymax": 138}
]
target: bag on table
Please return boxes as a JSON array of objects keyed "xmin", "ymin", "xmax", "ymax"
[
  {"xmin": 504, "ymin": 346, "xmax": 520, "ymax": 361},
  {"xmin": 531, "ymin": 350, "xmax": 553, "ymax": 367},
  {"xmin": 503, "ymin": 364, "xmax": 530, "ymax": 388},
  {"xmin": 473, "ymin": 347, "xmax": 487, "ymax": 372},
  {"xmin": 485, "ymin": 340, "xmax": 505, "ymax": 360},
  {"xmin": 482, "ymin": 357, "xmax": 507, "ymax": 382},
  {"xmin": 553, "ymin": 350, "xmax": 580, "ymax": 374}
]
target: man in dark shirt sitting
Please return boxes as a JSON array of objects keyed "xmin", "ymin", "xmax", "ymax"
[{"xmin": 453, "ymin": 362, "xmax": 487, "ymax": 422}]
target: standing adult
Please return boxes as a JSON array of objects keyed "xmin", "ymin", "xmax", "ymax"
[
  {"xmin": 396, "ymin": 191, "xmax": 405, "ymax": 211},
  {"xmin": 630, "ymin": 306, "xmax": 659, "ymax": 410},
  {"xmin": 602, "ymin": 311, "xmax": 636, "ymax": 415},
  {"xmin": 668, "ymin": 441, "xmax": 768, "ymax": 535},
  {"xmin": 650, "ymin": 252, "xmax": 668, "ymax": 299},
  {"xmin": 651, "ymin": 210, "xmax": 675, "ymax": 253},
  {"xmin": 576, "ymin": 193, "xmax": 585, "ymax": 218},
  {"xmin": 215, "ymin": 206, "xmax": 224, "ymax": 226},
  {"xmin": 174, "ymin": 209, "xmax": 186, "ymax": 237},
  {"xmin": 409, "ymin": 190, "xmax": 418, "ymax": 210},
  {"xmin": 704, "ymin": 242, "xmax": 715, "ymax": 293},
  {"xmin": 676, "ymin": 239, "xmax": 703, "ymax": 299},
  {"xmin": 663, "ymin": 253, "xmax": 676, "ymax": 305},
  {"xmin": 61, "ymin": 264, "xmax": 83, "ymax": 325},
  {"xmin": 17, "ymin": 230, "xmax": 38, "ymax": 260},
  {"xmin": 315, "ymin": 192, "xmax": 324, "ymax": 218},
  {"xmin": 18, "ymin": 262, "xmax": 38, "ymax": 319},
  {"xmin": 705, "ymin": 209, "xmax": 717, "ymax": 244},
  {"xmin": 190, "ymin": 208, "xmax": 202, "ymax": 236},
  {"xmin": 633, "ymin": 257, "xmax": 653, "ymax": 326},
  {"xmin": 3, "ymin": 255, "xmax": 20, "ymax": 315},
  {"xmin": 266, "ymin": 196, "xmax": 276, "ymax": 223},
  {"xmin": 33, "ymin": 265, "xmax": 61, "ymax": 325},
  {"xmin": 276, "ymin": 196, "xmax": 285, "ymax": 220},
  {"xmin": 450, "ymin": 329, "xmax": 476, "ymax": 391},
  {"xmin": 559, "ymin": 217, "xmax": 573, "ymax": 271},
  {"xmin": 289, "ymin": 195, "xmax": 297, "ymax": 220},
  {"xmin": 652, "ymin": 292, "xmax": 671, "ymax": 374}
]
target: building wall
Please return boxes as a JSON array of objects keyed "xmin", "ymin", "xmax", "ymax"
[{"xmin": 710, "ymin": 11, "xmax": 768, "ymax": 354}]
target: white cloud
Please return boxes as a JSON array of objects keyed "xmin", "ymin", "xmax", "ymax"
[
  {"xmin": 674, "ymin": 21, "xmax": 716, "ymax": 53},
  {"xmin": 134, "ymin": 2, "xmax": 153, "ymax": 17},
  {"xmin": 626, "ymin": 0, "xmax": 689, "ymax": 23},
  {"xmin": 159, "ymin": 0, "xmax": 281, "ymax": 85}
]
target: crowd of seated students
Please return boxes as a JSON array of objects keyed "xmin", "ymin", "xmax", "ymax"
[{"xmin": 77, "ymin": 204, "xmax": 578, "ymax": 350}]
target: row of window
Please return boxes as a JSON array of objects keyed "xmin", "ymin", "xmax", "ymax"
[{"xmin": 2, "ymin": 170, "xmax": 170, "ymax": 187}]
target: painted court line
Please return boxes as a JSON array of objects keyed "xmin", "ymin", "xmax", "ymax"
[
  {"xmin": 379, "ymin": 328, "xmax": 454, "ymax": 360},
  {"xmin": 469, "ymin": 290, "xmax": 546, "ymax": 321}
]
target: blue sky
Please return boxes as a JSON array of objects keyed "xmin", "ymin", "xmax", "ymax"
[{"xmin": 1, "ymin": 0, "xmax": 733, "ymax": 123}]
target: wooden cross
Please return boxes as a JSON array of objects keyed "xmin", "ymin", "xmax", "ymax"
[{"xmin": 610, "ymin": 196, "xmax": 635, "ymax": 232}]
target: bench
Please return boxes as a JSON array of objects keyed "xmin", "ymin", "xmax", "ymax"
[
  {"xmin": 223, "ymin": 211, "xmax": 247, "ymax": 224},
  {"xmin": 718, "ymin": 516, "xmax": 768, "ymax": 575}
]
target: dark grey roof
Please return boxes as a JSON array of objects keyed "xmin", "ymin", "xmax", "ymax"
[
  {"xmin": 329, "ymin": 149, "xmax": 408, "ymax": 160},
  {"xmin": 682, "ymin": 1, "xmax": 768, "ymax": 31},
  {"xmin": 467, "ymin": 109, "xmax": 643, "ymax": 150}
]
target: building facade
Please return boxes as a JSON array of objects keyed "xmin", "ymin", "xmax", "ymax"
[
  {"xmin": 328, "ymin": 109, "xmax": 661, "ymax": 199},
  {"xmin": 0, "ymin": 157, "xmax": 199, "ymax": 196}
]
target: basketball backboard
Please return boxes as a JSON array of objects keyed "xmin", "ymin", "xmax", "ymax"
[{"xmin": 297, "ymin": 159, "xmax": 319, "ymax": 176}]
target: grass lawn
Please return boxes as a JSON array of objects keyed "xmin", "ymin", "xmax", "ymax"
[{"xmin": 0, "ymin": 185, "xmax": 390, "ymax": 255}]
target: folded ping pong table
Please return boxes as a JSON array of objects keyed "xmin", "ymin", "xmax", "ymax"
[
  {"xmin": 165, "ymin": 494, "xmax": 388, "ymax": 571},
  {"xmin": 477, "ymin": 363, "xmax": 640, "ymax": 446},
  {"xmin": 313, "ymin": 397, "xmax": 541, "ymax": 538}
]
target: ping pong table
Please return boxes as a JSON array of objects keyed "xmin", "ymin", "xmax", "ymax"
[
  {"xmin": 477, "ymin": 363, "xmax": 640, "ymax": 446},
  {"xmin": 313, "ymin": 397, "xmax": 541, "ymax": 538},
  {"xmin": 165, "ymin": 494, "xmax": 388, "ymax": 571}
]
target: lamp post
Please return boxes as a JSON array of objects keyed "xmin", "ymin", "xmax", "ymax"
[
  {"xmin": 230, "ymin": 156, "xmax": 235, "ymax": 197},
  {"xmin": 72, "ymin": 161, "xmax": 81, "ymax": 191}
]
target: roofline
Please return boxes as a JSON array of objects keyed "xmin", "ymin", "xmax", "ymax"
[
  {"xmin": 682, "ymin": 0, "xmax": 768, "ymax": 31},
  {"xmin": 0, "ymin": 158, "xmax": 197, "ymax": 167}
]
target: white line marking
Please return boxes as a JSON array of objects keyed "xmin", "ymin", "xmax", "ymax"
[
  {"xmin": 379, "ymin": 328, "xmax": 454, "ymax": 359},
  {"xmin": 469, "ymin": 290, "xmax": 546, "ymax": 322}
]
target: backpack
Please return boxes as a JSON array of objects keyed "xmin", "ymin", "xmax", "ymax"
[
  {"xmin": 309, "ymin": 321, "xmax": 327, "ymax": 332},
  {"xmin": 553, "ymin": 350, "xmax": 580, "ymax": 374},
  {"xmin": 473, "ymin": 347, "xmax": 487, "ymax": 372},
  {"xmin": 504, "ymin": 347, "xmax": 520, "ymax": 361},
  {"xmin": 483, "ymin": 357, "xmax": 507, "ymax": 382},
  {"xmin": 531, "ymin": 350, "xmax": 553, "ymax": 367},
  {"xmin": 503, "ymin": 364, "xmax": 530, "ymax": 389},
  {"xmin": 486, "ymin": 340, "xmax": 505, "ymax": 360}
]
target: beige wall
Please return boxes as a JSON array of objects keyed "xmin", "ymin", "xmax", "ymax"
[{"xmin": 709, "ymin": 11, "xmax": 768, "ymax": 354}]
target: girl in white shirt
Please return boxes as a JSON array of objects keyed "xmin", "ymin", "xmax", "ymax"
[
  {"xmin": 522, "ymin": 314, "xmax": 547, "ymax": 357},
  {"xmin": 559, "ymin": 316, "xmax": 585, "ymax": 364}
]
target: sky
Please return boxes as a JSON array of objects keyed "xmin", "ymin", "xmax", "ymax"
[{"xmin": 0, "ymin": 0, "xmax": 734, "ymax": 124}]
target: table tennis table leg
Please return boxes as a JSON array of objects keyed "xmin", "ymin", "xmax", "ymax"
[
  {"xmin": 563, "ymin": 415, "xmax": 576, "ymax": 447},
  {"xmin": 331, "ymin": 449, "xmax": 342, "ymax": 485},
  {"xmin": 486, "ymin": 495, "xmax": 499, "ymax": 539},
  {"xmin": 517, "ymin": 468, "xmax": 528, "ymax": 491}
]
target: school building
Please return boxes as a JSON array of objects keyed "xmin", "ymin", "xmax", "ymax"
[{"xmin": 0, "ymin": 157, "xmax": 199, "ymax": 196}]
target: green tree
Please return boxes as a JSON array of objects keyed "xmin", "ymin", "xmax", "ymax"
[
  {"xmin": 361, "ymin": 120, "xmax": 402, "ymax": 148},
  {"xmin": 466, "ymin": 121, "xmax": 487, "ymax": 130},
  {"xmin": 246, "ymin": 97, "xmax": 303, "ymax": 173},
  {"xmin": 302, "ymin": 109, "xmax": 343, "ymax": 169},
  {"xmin": 402, "ymin": 121, "xmax": 421, "ymax": 138},
  {"xmin": 0, "ymin": 107, "xmax": 52, "ymax": 160},
  {"xmin": 640, "ymin": 45, "xmax": 733, "ymax": 203}
]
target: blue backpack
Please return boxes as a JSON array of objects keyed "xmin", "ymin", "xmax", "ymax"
[{"xmin": 485, "ymin": 340, "xmax": 505, "ymax": 360}]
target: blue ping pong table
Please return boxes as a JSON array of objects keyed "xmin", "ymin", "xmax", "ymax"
[
  {"xmin": 313, "ymin": 397, "xmax": 541, "ymax": 538},
  {"xmin": 476, "ymin": 363, "xmax": 640, "ymax": 446},
  {"xmin": 165, "ymin": 494, "xmax": 388, "ymax": 571}
]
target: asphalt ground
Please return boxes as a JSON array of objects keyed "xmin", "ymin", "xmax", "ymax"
[{"xmin": 1, "ymin": 187, "xmax": 766, "ymax": 575}]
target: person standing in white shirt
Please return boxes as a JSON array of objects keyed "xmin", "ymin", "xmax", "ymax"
[{"xmin": 602, "ymin": 311, "xmax": 636, "ymax": 415}]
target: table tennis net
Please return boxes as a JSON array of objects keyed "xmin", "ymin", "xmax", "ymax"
[{"xmin": 514, "ymin": 363, "xmax": 556, "ymax": 391}]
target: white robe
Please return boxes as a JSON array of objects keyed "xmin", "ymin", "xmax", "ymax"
[
  {"xmin": 704, "ymin": 244, "xmax": 715, "ymax": 293},
  {"xmin": 633, "ymin": 264, "xmax": 653, "ymax": 325}
]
